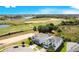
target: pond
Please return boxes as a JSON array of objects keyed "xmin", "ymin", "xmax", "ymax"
[
  {"xmin": 0, "ymin": 25, "xmax": 10, "ymax": 28},
  {"xmin": 24, "ymin": 17, "xmax": 33, "ymax": 20}
]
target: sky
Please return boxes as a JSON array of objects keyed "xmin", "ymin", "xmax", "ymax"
[{"xmin": 0, "ymin": 6, "xmax": 79, "ymax": 14}]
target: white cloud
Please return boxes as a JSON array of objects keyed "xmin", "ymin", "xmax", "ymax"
[
  {"xmin": 34, "ymin": 8, "xmax": 61, "ymax": 14},
  {"xmin": 63, "ymin": 10, "xmax": 79, "ymax": 14},
  {"xmin": 71, "ymin": 6, "xmax": 79, "ymax": 9},
  {"xmin": 35, "ymin": 8, "xmax": 54, "ymax": 14},
  {"xmin": 35, "ymin": 8, "xmax": 79, "ymax": 14},
  {"xmin": 4, "ymin": 6, "xmax": 16, "ymax": 8},
  {"xmin": 0, "ymin": 0, "xmax": 79, "ymax": 7},
  {"xmin": 4, "ymin": 6, "xmax": 10, "ymax": 8}
]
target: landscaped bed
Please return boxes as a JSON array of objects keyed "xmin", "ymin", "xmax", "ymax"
[{"xmin": 60, "ymin": 42, "xmax": 67, "ymax": 52}]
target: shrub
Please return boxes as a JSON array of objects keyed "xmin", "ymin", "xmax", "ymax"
[
  {"xmin": 33, "ymin": 26, "xmax": 37, "ymax": 31},
  {"xmin": 22, "ymin": 42, "xmax": 25, "ymax": 45},
  {"xmin": 57, "ymin": 28, "xmax": 62, "ymax": 32},
  {"xmin": 29, "ymin": 41, "xmax": 34, "ymax": 45},
  {"xmin": 13, "ymin": 46, "xmax": 18, "ymax": 48},
  {"xmin": 22, "ymin": 45, "xmax": 25, "ymax": 47},
  {"xmin": 28, "ymin": 37, "xmax": 34, "ymax": 45}
]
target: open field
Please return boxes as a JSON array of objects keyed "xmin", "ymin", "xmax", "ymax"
[
  {"xmin": 0, "ymin": 30, "xmax": 34, "ymax": 40},
  {"xmin": 30, "ymin": 18, "xmax": 52, "ymax": 21},
  {"xmin": 0, "ymin": 24, "xmax": 32, "ymax": 36},
  {"xmin": 0, "ymin": 16, "xmax": 79, "ymax": 52},
  {"xmin": 0, "ymin": 18, "xmax": 64, "ymax": 39},
  {"xmin": 0, "ymin": 33, "xmax": 35, "ymax": 47},
  {"xmin": 59, "ymin": 25, "xmax": 79, "ymax": 42},
  {"xmin": 25, "ymin": 18, "xmax": 64, "ymax": 25},
  {"xmin": 0, "ymin": 19, "xmax": 25, "ymax": 25}
]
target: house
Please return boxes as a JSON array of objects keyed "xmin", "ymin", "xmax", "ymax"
[
  {"xmin": 31, "ymin": 33, "xmax": 63, "ymax": 50},
  {"xmin": 67, "ymin": 42, "xmax": 79, "ymax": 52}
]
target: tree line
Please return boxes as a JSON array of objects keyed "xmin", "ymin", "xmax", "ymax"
[
  {"xmin": 60, "ymin": 20, "xmax": 79, "ymax": 25},
  {"xmin": 0, "ymin": 15, "xmax": 23, "ymax": 20},
  {"xmin": 33, "ymin": 23, "xmax": 58, "ymax": 33}
]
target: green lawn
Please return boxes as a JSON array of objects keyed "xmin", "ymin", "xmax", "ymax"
[
  {"xmin": 0, "ymin": 24, "xmax": 32, "ymax": 35},
  {"xmin": 60, "ymin": 42, "xmax": 67, "ymax": 52},
  {"xmin": 13, "ymin": 38, "xmax": 31, "ymax": 47},
  {"xmin": 36, "ymin": 45, "xmax": 42, "ymax": 50}
]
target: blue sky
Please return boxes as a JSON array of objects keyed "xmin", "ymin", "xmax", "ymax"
[{"xmin": 0, "ymin": 6, "xmax": 79, "ymax": 14}]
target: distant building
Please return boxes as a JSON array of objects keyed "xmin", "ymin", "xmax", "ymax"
[
  {"xmin": 31, "ymin": 33, "xmax": 63, "ymax": 50},
  {"xmin": 67, "ymin": 42, "xmax": 79, "ymax": 52}
]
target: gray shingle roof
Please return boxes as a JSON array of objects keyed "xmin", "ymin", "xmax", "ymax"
[{"xmin": 31, "ymin": 33, "xmax": 63, "ymax": 50}]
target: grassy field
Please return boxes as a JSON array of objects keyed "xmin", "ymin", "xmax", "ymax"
[
  {"xmin": 0, "ymin": 18, "xmax": 65, "ymax": 36},
  {"xmin": 0, "ymin": 19, "xmax": 25, "ymax": 25},
  {"xmin": 59, "ymin": 25, "xmax": 79, "ymax": 42},
  {"xmin": 0, "ymin": 30, "xmax": 35, "ymax": 40},
  {"xmin": 0, "ymin": 23, "xmax": 49, "ymax": 40},
  {"xmin": 30, "ymin": 18, "xmax": 52, "ymax": 21},
  {"xmin": 0, "ymin": 24, "xmax": 31, "ymax": 35},
  {"xmin": 26, "ymin": 18, "xmax": 65, "ymax": 25}
]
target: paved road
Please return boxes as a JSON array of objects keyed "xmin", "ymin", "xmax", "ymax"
[
  {"xmin": 0, "ymin": 33, "xmax": 35, "ymax": 47},
  {"xmin": 3, "ymin": 44, "xmax": 46, "ymax": 52},
  {"xmin": 4, "ymin": 46, "xmax": 34, "ymax": 52}
]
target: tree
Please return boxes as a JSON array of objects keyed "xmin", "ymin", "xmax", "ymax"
[
  {"xmin": 22, "ymin": 42, "xmax": 25, "ymax": 45},
  {"xmin": 38, "ymin": 25, "xmax": 49, "ymax": 33},
  {"xmin": 33, "ymin": 26, "xmax": 37, "ymax": 31},
  {"xmin": 38, "ymin": 25, "xmax": 46, "ymax": 33},
  {"xmin": 46, "ymin": 23, "xmax": 56, "ymax": 32},
  {"xmin": 46, "ymin": 24, "xmax": 53, "ymax": 32},
  {"xmin": 0, "ymin": 17, "xmax": 6, "ymax": 20},
  {"xmin": 28, "ymin": 37, "xmax": 34, "ymax": 45},
  {"xmin": 38, "ymin": 25, "xmax": 42, "ymax": 33},
  {"xmin": 57, "ymin": 28, "xmax": 62, "ymax": 32},
  {"xmin": 37, "ymin": 23, "xmax": 57, "ymax": 33},
  {"xmin": 61, "ymin": 21, "xmax": 65, "ymax": 25}
]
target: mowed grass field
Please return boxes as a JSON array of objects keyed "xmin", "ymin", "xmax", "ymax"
[{"xmin": 0, "ymin": 24, "xmax": 31, "ymax": 35}]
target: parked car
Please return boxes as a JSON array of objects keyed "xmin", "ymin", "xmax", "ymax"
[{"xmin": 13, "ymin": 46, "xmax": 18, "ymax": 48}]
